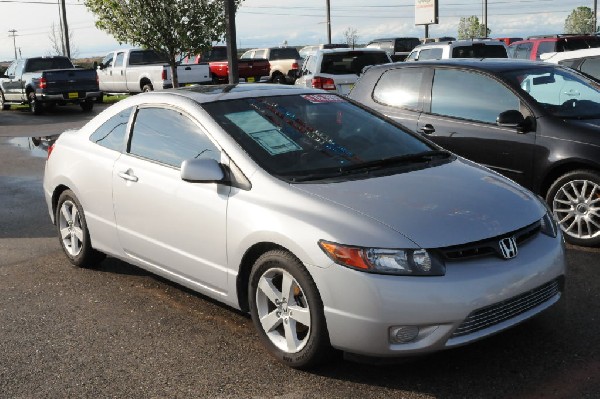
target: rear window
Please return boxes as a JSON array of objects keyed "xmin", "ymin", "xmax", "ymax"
[
  {"xmin": 200, "ymin": 47, "xmax": 227, "ymax": 62},
  {"xmin": 394, "ymin": 38, "xmax": 421, "ymax": 52},
  {"xmin": 128, "ymin": 50, "xmax": 168, "ymax": 65},
  {"xmin": 557, "ymin": 36, "xmax": 600, "ymax": 51},
  {"xmin": 25, "ymin": 57, "xmax": 73, "ymax": 72},
  {"xmin": 451, "ymin": 44, "xmax": 507, "ymax": 58},
  {"xmin": 269, "ymin": 48, "xmax": 301, "ymax": 60},
  {"xmin": 320, "ymin": 51, "xmax": 389, "ymax": 75}
]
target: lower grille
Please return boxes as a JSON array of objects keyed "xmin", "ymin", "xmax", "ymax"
[{"xmin": 451, "ymin": 279, "xmax": 561, "ymax": 338}]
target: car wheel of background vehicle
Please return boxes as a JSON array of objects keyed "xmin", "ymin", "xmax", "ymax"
[
  {"xmin": 249, "ymin": 250, "xmax": 332, "ymax": 369},
  {"xmin": 0, "ymin": 90, "xmax": 10, "ymax": 110},
  {"xmin": 80, "ymin": 100, "xmax": 94, "ymax": 112},
  {"xmin": 28, "ymin": 91, "xmax": 43, "ymax": 115},
  {"xmin": 142, "ymin": 84, "xmax": 153, "ymax": 92},
  {"xmin": 272, "ymin": 73, "xmax": 286, "ymax": 84},
  {"xmin": 546, "ymin": 170, "xmax": 600, "ymax": 246},
  {"xmin": 96, "ymin": 93, "xmax": 104, "ymax": 103},
  {"xmin": 56, "ymin": 190, "xmax": 106, "ymax": 268}
]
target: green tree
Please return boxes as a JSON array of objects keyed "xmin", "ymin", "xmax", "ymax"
[
  {"xmin": 84, "ymin": 0, "xmax": 241, "ymax": 88},
  {"xmin": 564, "ymin": 6, "xmax": 595, "ymax": 34},
  {"xmin": 457, "ymin": 16, "xmax": 491, "ymax": 39}
]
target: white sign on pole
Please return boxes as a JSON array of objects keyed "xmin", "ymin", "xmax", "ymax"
[{"xmin": 415, "ymin": 0, "xmax": 438, "ymax": 25}]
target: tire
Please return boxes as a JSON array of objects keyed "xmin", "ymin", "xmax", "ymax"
[
  {"xmin": 28, "ymin": 91, "xmax": 43, "ymax": 115},
  {"xmin": 546, "ymin": 169, "xmax": 600, "ymax": 246},
  {"xmin": 0, "ymin": 90, "xmax": 9, "ymax": 110},
  {"xmin": 96, "ymin": 93, "xmax": 104, "ymax": 103},
  {"xmin": 249, "ymin": 250, "xmax": 332, "ymax": 369},
  {"xmin": 80, "ymin": 100, "xmax": 94, "ymax": 112},
  {"xmin": 56, "ymin": 190, "xmax": 105, "ymax": 268},
  {"xmin": 272, "ymin": 73, "xmax": 286, "ymax": 84},
  {"xmin": 142, "ymin": 83, "xmax": 153, "ymax": 92}
]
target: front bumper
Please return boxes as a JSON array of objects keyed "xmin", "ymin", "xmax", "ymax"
[{"xmin": 309, "ymin": 230, "xmax": 566, "ymax": 357}]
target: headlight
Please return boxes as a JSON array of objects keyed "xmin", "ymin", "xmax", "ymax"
[
  {"xmin": 538, "ymin": 196, "xmax": 558, "ymax": 238},
  {"xmin": 318, "ymin": 240, "xmax": 445, "ymax": 276}
]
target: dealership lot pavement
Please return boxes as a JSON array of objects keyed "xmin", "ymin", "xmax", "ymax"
[{"xmin": 0, "ymin": 108, "xmax": 599, "ymax": 398}]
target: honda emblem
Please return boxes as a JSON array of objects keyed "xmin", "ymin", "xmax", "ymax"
[{"xmin": 499, "ymin": 236, "xmax": 518, "ymax": 259}]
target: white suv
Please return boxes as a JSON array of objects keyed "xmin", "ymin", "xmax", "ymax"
[
  {"xmin": 406, "ymin": 39, "xmax": 508, "ymax": 61},
  {"xmin": 295, "ymin": 48, "xmax": 390, "ymax": 95}
]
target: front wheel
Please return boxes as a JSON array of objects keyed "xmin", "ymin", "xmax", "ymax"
[
  {"xmin": 546, "ymin": 170, "xmax": 600, "ymax": 246},
  {"xmin": 0, "ymin": 90, "xmax": 9, "ymax": 110},
  {"xmin": 56, "ymin": 190, "xmax": 105, "ymax": 267},
  {"xmin": 249, "ymin": 250, "xmax": 332, "ymax": 369},
  {"xmin": 271, "ymin": 74, "xmax": 286, "ymax": 84}
]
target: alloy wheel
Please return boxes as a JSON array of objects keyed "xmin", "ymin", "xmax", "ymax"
[
  {"xmin": 58, "ymin": 200, "xmax": 84, "ymax": 257},
  {"xmin": 553, "ymin": 179, "xmax": 600, "ymax": 240}
]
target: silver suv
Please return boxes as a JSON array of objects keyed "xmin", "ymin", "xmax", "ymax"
[{"xmin": 406, "ymin": 39, "xmax": 508, "ymax": 61}]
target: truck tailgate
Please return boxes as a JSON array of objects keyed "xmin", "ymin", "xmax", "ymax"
[{"xmin": 42, "ymin": 69, "xmax": 99, "ymax": 94}]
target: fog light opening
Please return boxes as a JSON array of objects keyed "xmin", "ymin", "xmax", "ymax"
[{"xmin": 389, "ymin": 326, "xmax": 420, "ymax": 344}]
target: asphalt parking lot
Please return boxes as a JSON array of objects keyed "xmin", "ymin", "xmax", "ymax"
[{"xmin": 1, "ymin": 107, "xmax": 599, "ymax": 398}]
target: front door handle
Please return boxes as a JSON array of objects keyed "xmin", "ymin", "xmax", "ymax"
[
  {"xmin": 419, "ymin": 124, "xmax": 435, "ymax": 135},
  {"xmin": 118, "ymin": 169, "xmax": 138, "ymax": 182}
]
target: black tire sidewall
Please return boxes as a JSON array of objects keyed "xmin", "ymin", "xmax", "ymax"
[
  {"xmin": 28, "ymin": 92, "xmax": 43, "ymax": 115},
  {"xmin": 248, "ymin": 250, "xmax": 330, "ymax": 369},
  {"xmin": 546, "ymin": 169, "xmax": 600, "ymax": 246}
]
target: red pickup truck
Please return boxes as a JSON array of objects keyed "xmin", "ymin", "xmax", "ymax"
[{"xmin": 181, "ymin": 46, "xmax": 270, "ymax": 84}]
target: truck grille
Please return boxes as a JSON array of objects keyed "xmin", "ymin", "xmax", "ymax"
[{"xmin": 451, "ymin": 278, "xmax": 561, "ymax": 338}]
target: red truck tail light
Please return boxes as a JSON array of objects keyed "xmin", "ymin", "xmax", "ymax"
[
  {"xmin": 292, "ymin": 62, "xmax": 299, "ymax": 69},
  {"xmin": 39, "ymin": 77, "xmax": 47, "ymax": 89},
  {"xmin": 47, "ymin": 143, "xmax": 55, "ymax": 159},
  {"xmin": 162, "ymin": 69, "xmax": 167, "ymax": 80},
  {"xmin": 312, "ymin": 76, "xmax": 336, "ymax": 90}
]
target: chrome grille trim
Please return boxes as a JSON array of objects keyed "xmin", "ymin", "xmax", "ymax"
[{"xmin": 451, "ymin": 279, "xmax": 561, "ymax": 338}]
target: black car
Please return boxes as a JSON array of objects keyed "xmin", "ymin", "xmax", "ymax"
[{"xmin": 349, "ymin": 59, "xmax": 600, "ymax": 247}]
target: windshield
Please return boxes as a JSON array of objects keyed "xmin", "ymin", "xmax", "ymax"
[
  {"xmin": 501, "ymin": 66, "xmax": 600, "ymax": 119},
  {"xmin": 202, "ymin": 94, "xmax": 441, "ymax": 182}
]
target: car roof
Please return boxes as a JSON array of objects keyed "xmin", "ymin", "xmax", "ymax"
[
  {"xmin": 139, "ymin": 83, "xmax": 321, "ymax": 104},
  {"xmin": 364, "ymin": 58, "xmax": 552, "ymax": 73},
  {"xmin": 541, "ymin": 47, "xmax": 600, "ymax": 62},
  {"xmin": 413, "ymin": 39, "xmax": 505, "ymax": 49}
]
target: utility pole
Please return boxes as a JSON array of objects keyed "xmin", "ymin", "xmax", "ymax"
[
  {"xmin": 9, "ymin": 29, "xmax": 18, "ymax": 59},
  {"xmin": 483, "ymin": 0, "xmax": 487, "ymax": 37},
  {"xmin": 225, "ymin": 0, "xmax": 239, "ymax": 84},
  {"xmin": 594, "ymin": 0, "xmax": 598, "ymax": 33},
  {"xmin": 59, "ymin": 0, "xmax": 71, "ymax": 58},
  {"xmin": 326, "ymin": 0, "xmax": 331, "ymax": 44}
]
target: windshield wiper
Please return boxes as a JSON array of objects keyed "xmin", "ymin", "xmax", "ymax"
[{"xmin": 337, "ymin": 150, "xmax": 452, "ymax": 173}]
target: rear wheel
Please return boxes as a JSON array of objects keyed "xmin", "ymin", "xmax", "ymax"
[
  {"xmin": 546, "ymin": 170, "xmax": 600, "ymax": 246},
  {"xmin": 28, "ymin": 91, "xmax": 43, "ymax": 115},
  {"xmin": 80, "ymin": 100, "xmax": 94, "ymax": 112},
  {"xmin": 0, "ymin": 90, "xmax": 9, "ymax": 110},
  {"xmin": 142, "ymin": 83, "xmax": 153, "ymax": 92},
  {"xmin": 272, "ymin": 73, "xmax": 286, "ymax": 84},
  {"xmin": 249, "ymin": 250, "xmax": 332, "ymax": 369},
  {"xmin": 56, "ymin": 190, "xmax": 105, "ymax": 267}
]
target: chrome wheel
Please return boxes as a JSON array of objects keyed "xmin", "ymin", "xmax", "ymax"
[
  {"xmin": 58, "ymin": 199, "xmax": 84, "ymax": 257},
  {"xmin": 255, "ymin": 267, "xmax": 311, "ymax": 353},
  {"xmin": 553, "ymin": 179, "xmax": 600, "ymax": 241}
]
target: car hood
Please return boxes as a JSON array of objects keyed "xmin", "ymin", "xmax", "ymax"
[{"xmin": 293, "ymin": 159, "xmax": 545, "ymax": 248}]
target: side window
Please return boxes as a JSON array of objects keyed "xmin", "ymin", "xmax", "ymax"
[
  {"xmin": 304, "ymin": 56, "xmax": 317, "ymax": 74},
  {"xmin": 101, "ymin": 54, "xmax": 113, "ymax": 69},
  {"xmin": 513, "ymin": 43, "xmax": 532, "ymax": 59},
  {"xmin": 14, "ymin": 60, "xmax": 25, "ymax": 75},
  {"xmin": 89, "ymin": 108, "xmax": 133, "ymax": 151},
  {"xmin": 129, "ymin": 107, "xmax": 220, "ymax": 167},
  {"xmin": 255, "ymin": 50, "xmax": 267, "ymax": 59},
  {"xmin": 373, "ymin": 68, "xmax": 425, "ymax": 110},
  {"xmin": 405, "ymin": 51, "xmax": 418, "ymax": 61},
  {"xmin": 536, "ymin": 41, "xmax": 555, "ymax": 60},
  {"xmin": 431, "ymin": 69, "xmax": 519, "ymax": 124},
  {"xmin": 558, "ymin": 59, "xmax": 578, "ymax": 69},
  {"xmin": 419, "ymin": 48, "xmax": 443, "ymax": 60},
  {"xmin": 115, "ymin": 52, "xmax": 125, "ymax": 67},
  {"xmin": 5, "ymin": 61, "xmax": 17, "ymax": 77},
  {"xmin": 579, "ymin": 57, "xmax": 600, "ymax": 80}
]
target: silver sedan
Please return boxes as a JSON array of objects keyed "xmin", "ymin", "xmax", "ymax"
[{"xmin": 43, "ymin": 84, "xmax": 566, "ymax": 369}]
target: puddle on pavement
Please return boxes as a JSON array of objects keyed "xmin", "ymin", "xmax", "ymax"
[{"xmin": 7, "ymin": 136, "xmax": 59, "ymax": 158}]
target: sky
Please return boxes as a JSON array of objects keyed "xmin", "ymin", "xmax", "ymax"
[{"xmin": 0, "ymin": 0, "xmax": 592, "ymax": 62}]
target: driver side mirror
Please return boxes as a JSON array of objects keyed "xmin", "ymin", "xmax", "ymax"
[{"xmin": 497, "ymin": 110, "xmax": 530, "ymax": 133}]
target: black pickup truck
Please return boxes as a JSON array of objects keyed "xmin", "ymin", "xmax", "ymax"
[{"xmin": 0, "ymin": 56, "xmax": 101, "ymax": 114}]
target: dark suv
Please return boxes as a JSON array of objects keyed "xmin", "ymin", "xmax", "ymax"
[
  {"xmin": 349, "ymin": 59, "xmax": 600, "ymax": 246},
  {"xmin": 509, "ymin": 34, "xmax": 600, "ymax": 60}
]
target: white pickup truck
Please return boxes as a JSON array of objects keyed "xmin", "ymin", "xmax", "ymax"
[{"xmin": 96, "ymin": 48, "xmax": 211, "ymax": 96}]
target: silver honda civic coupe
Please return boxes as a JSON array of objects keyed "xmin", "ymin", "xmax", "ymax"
[{"xmin": 43, "ymin": 84, "xmax": 565, "ymax": 369}]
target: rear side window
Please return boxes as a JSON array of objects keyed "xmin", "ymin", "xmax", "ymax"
[
  {"xmin": 129, "ymin": 107, "xmax": 219, "ymax": 167},
  {"xmin": 451, "ymin": 44, "xmax": 507, "ymax": 58},
  {"xmin": 90, "ymin": 108, "xmax": 133, "ymax": 152},
  {"xmin": 320, "ymin": 52, "xmax": 389, "ymax": 75},
  {"xmin": 511, "ymin": 43, "xmax": 532, "ymax": 59},
  {"xmin": 431, "ymin": 69, "xmax": 519, "ymax": 123},
  {"xmin": 373, "ymin": 68, "xmax": 425, "ymax": 110},
  {"xmin": 270, "ymin": 48, "xmax": 300, "ymax": 60},
  {"xmin": 558, "ymin": 37, "xmax": 600, "ymax": 51},
  {"xmin": 419, "ymin": 48, "xmax": 443, "ymax": 60},
  {"xmin": 536, "ymin": 41, "xmax": 556, "ymax": 59},
  {"xmin": 580, "ymin": 57, "xmax": 600, "ymax": 80}
]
